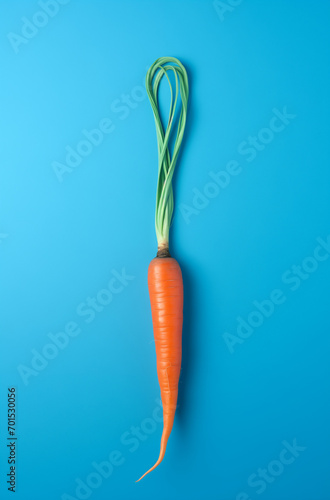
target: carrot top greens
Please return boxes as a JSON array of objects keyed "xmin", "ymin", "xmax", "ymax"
[{"xmin": 146, "ymin": 57, "xmax": 189, "ymax": 251}]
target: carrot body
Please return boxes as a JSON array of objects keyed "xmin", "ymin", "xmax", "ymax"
[{"xmin": 136, "ymin": 257, "xmax": 183, "ymax": 481}]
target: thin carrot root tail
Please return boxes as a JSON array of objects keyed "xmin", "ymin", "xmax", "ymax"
[
  {"xmin": 135, "ymin": 413, "xmax": 174, "ymax": 482},
  {"xmin": 135, "ymin": 448, "xmax": 166, "ymax": 483}
]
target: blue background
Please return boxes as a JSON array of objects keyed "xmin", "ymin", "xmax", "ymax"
[{"xmin": 1, "ymin": 1, "xmax": 330, "ymax": 499}]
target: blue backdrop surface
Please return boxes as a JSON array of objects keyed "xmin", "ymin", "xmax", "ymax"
[{"xmin": 1, "ymin": 1, "xmax": 330, "ymax": 499}]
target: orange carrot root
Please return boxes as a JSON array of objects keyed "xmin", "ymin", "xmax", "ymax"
[{"xmin": 136, "ymin": 257, "xmax": 183, "ymax": 481}]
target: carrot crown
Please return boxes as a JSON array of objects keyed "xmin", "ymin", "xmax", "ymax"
[{"xmin": 146, "ymin": 57, "xmax": 189, "ymax": 252}]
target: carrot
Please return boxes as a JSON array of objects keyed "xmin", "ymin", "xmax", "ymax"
[{"xmin": 136, "ymin": 57, "xmax": 189, "ymax": 482}]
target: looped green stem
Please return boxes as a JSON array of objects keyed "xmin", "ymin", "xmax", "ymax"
[{"xmin": 146, "ymin": 57, "xmax": 189, "ymax": 250}]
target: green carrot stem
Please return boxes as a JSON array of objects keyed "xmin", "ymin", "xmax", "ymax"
[{"xmin": 146, "ymin": 57, "xmax": 189, "ymax": 252}]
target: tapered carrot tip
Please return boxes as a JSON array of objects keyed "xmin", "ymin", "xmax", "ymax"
[
  {"xmin": 135, "ymin": 457, "xmax": 164, "ymax": 483},
  {"xmin": 136, "ymin": 423, "xmax": 171, "ymax": 482}
]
